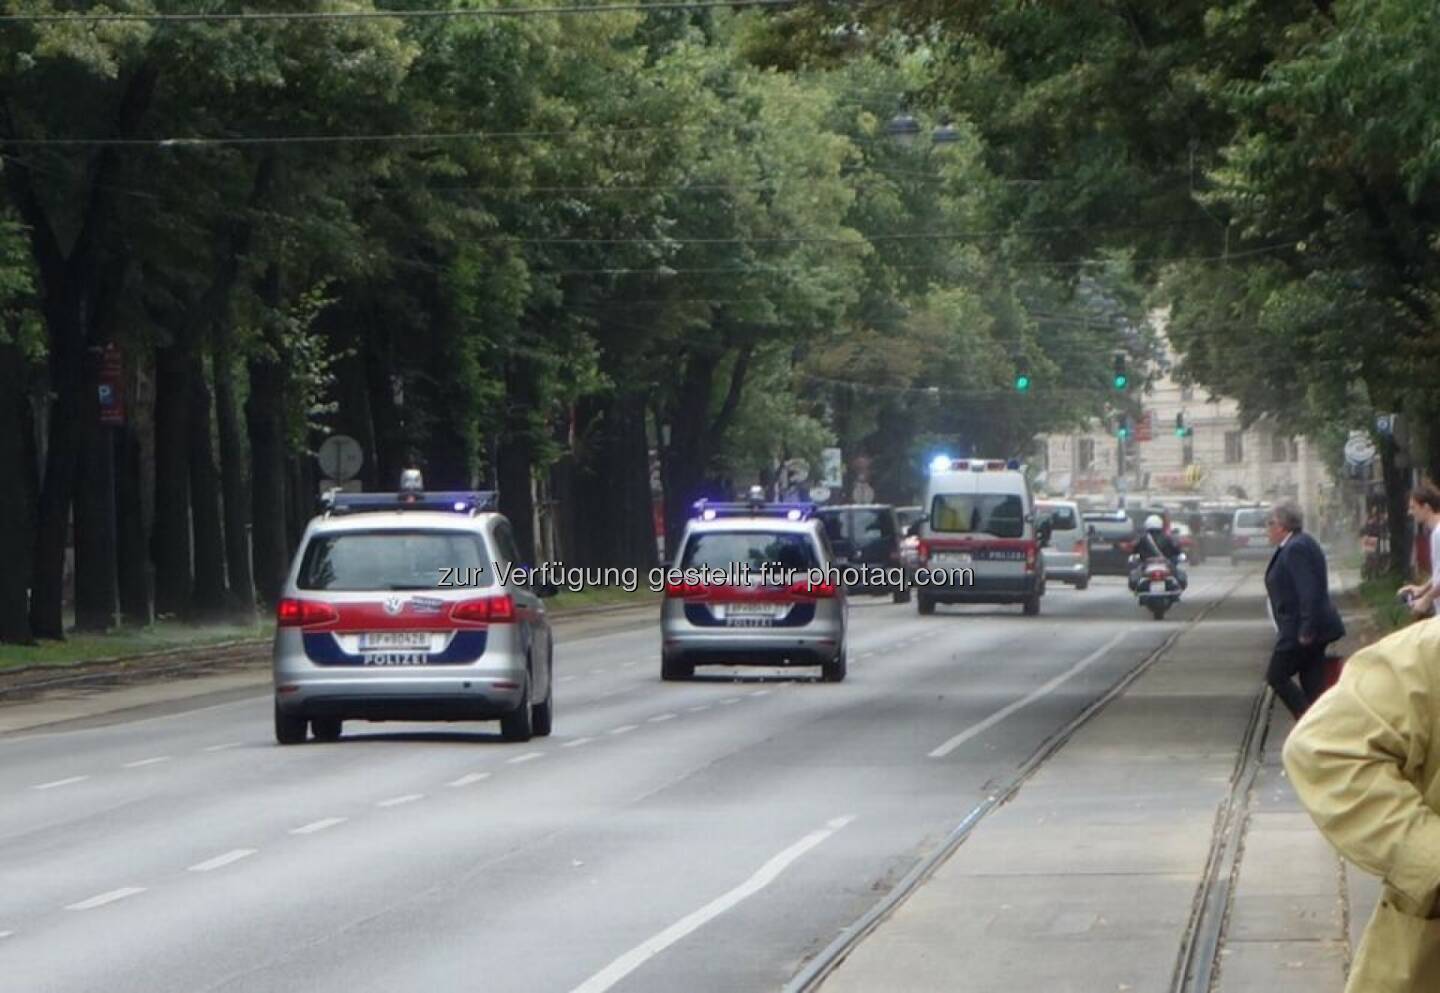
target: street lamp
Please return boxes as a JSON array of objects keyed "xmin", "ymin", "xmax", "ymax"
[
  {"xmin": 932, "ymin": 121, "xmax": 961, "ymax": 146},
  {"xmin": 885, "ymin": 112, "xmax": 922, "ymax": 148}
]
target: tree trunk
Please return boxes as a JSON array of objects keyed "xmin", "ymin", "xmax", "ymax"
[
  {"xmin": 246, "ymin": 353, "xmax": 289, "ymax": 607},
  {"xmin": 72, "ymin": 348, "xmax": 117, "ymax": 631},
  {"xmin": 212, "ymin": 334, "xmax": 254, "ymax": 615},
  {"xmin": 1380, "ymin": 433, "xmax": 1411, "ymax": 578},
  {"xmin": 0, "ymin": 339, "xmax": 36, "ymax": 643},
  {"xmin": 498, "ymin": 359, "xmax": 538, "ymax": 563},
  {"xmin": 571, "ymin": 392, "xmax": 657, "ymax": 570},
  {"xmin": 363, "ymin": 334, "xmax": 404, "ymax": 491},
  {"xmin": 29, "ymin": 300, "xmax": 85, "ymax": 639},
  {"xmin": 115, "ymin": 421, "xmax": 152, "ymax": 626},
  {"xmin": 152, "ymin": 346, "xmax": 193, "ymax": 618},
  {"xmin": 188, "ymin": 354, "xmax": 229, "ymax": 617}
]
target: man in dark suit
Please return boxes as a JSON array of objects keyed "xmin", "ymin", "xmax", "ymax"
[{"xmin": 1263, "ymin": 500, "xmax": 1346, "ymax": 718}]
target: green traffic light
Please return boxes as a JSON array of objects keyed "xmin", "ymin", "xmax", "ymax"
[
  {"xmin": 1113, "ymin": 374, "xmax": 1128, "ymax": 389},
  {"xmin": 1015, "ymin": 374, "xmax": 1031, "ymax": 392}
]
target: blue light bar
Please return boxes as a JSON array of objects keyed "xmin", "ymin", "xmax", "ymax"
[
  {"xmin": 323, "ymin": 490, "xmax": 499, "ymax": 515},
  {"xmin": 691, "ymin": 498, "xmax": 815, "ymax": 522}
]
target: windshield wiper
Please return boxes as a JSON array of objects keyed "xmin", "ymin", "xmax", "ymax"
[{"xmin": 387, "ymin": 583, "xmax": 436, "ymax": 590}]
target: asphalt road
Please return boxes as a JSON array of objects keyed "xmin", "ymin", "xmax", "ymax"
[{"xmin": 0, "ymin": 566, "xmax": 1242, "ymax": 993}]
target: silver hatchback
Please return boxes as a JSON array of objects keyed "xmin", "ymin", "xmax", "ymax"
[
  {"xmin": 272, "ymin": 487, "xmax": 555, "ymax": 745},
  {"xmin": 660, "ymin": 500, "xmax": 848, "ymax": 682}
]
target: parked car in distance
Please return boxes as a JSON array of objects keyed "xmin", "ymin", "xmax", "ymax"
[
  {"xmin": 1230, "ymin": 505, "xmax": 1272, "ymax": 564},
  {"xmin": 1036, "ymin": 499, "xmax": 1089, "ymax": 589}
]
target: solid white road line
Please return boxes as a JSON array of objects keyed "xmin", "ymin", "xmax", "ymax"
[
  {"xmin": 32, "ymin": 776, "xmax": 88, "ymax": 790},
  {"xmin": 290, "ymin": 818, "xmax": 347, "ymax": 835},
  {"xmin": 377, "ymin": 794, "xmax": 424, "ymax": 808},
  {"xmin": 647, "ymin": 714, "xmax": 677, "ymax": 723},
  {"xmin": 203, "ymin": 742, "xmax": 243, "ymax": 752},
  {"xmin": 562, "ymin": 737, "xmax": 597, "ymax": 749},
  {"xmin": 122, "ymin": 756, "xmax": 171, "ymax": 768},
  {"xmin": 608, "ymin": 725, "xmax": 638, "ymax": 736},
  {"xmin": 66, "ymin": 887, "xmax": 146, "ymax": 911},
  {"xmin": 928, "ymin": 631, "xmax": 1129, "ymax": 759},
  {"xmin": 568, "ymin": 815, "xmax": 856, "ymax": 993},
  {"xmin": 447, "ymin": 772, "xmax": 492, "ymax": 788},
  {"xmin": 508, "ymin": 752, "xmax": 544, "ymax": 764},
  {"xmin": 187, "ymin": 849, "xmax": 256, "ymax": 873}
]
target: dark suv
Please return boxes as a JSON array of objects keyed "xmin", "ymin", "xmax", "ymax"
[
  {"xmin": 815, "ymin": 504, "xmax": 910, "ymax": 603},
  {"xmin": 1082, "ymin": 510, "xmax": 1139, "ymax": 577}
]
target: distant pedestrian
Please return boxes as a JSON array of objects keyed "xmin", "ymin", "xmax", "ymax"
[
  {"xmin": 1398, "ymin": 481, "xmax": 1440, "ymax": 618},
  {"xmin": 1263, "ymin": 499, "xmax": 1345, "ymax": 718},
  {"xmin": 1283, "ymin": 619, "xmax": 1440, "ymax": 991}
]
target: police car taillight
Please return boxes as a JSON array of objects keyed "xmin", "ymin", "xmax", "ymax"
[
  {"xmin": 276, "ymin": 598, "xmax": 339, "ymax": 627},
  {"xmin": 788, "ymin": 578, "xmax": 837, "ymax": 598},
  {"xmin": 665, "ymin": 580, "xmax": 707, "ymax": 598},
  {"xmin": 450, "ymin": 595, "xmax": 516, "ymax": 623}
]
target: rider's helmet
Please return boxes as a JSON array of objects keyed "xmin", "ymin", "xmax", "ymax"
[{"xmin": 1144, "ymin": 514, "xmax": 1164, "ymax": 531}]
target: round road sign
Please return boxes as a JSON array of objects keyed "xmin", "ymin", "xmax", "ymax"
[{"xmin": 318, "ymin": 434, "xmax": 364, "ymax": 481}]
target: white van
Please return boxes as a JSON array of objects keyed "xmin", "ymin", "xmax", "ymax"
[{"xmin": 915, "ymin": 457, "xmax": 1047, "ymax": 616}]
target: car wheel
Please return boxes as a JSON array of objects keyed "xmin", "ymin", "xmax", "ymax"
[
  {"xmin": 917, "ymin": 595, "xmax": 936, "ymax": 616},
  {"xmin": 1149, "ymin": 602, "xmax": 1169, "ymax": 620},
  {"xmin": 661, "ymin": 653, "xmax": 693, "ymax": 681},
  {"xmin": 310, "ymin": 718, "xmax": 342, "ymax": 743},
  {"xmin": 500, "ymin": 678, "xmax": 534, "ymax": 742},
  {"xmin": 1023, "ymin": 594, "xmax": 1041, "ymax": 616},
  {"xmin": 892, "ymin": 587, "xmax": 911, "ymax": 604},
  {"xmin": 531, "ymin": 674, "xmax": 554, "ymax": 737},
  {"xmin": 1075, "ymin": 577, "xmax": 1090, "ymax": 591},
  {"xmin": 274, "ymin": 703, "xmax": 307, "ymax": 746},
  {"xmin": 821, "ymin": 647, "xmax": 847, "ymax": 683}
]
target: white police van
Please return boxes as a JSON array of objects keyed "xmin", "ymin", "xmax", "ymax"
[{"xmin": 914, "ymin": 457, "xmax": 1049, "ymax": 616}]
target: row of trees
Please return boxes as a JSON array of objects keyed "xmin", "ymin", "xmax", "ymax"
[
  {"xmin": 804, "ymin": 0, "xmax": 1440, "ymax": 561},
  {"xmin": 0, "ymin": 2, "xmax": 1219, "ymax": 646}
]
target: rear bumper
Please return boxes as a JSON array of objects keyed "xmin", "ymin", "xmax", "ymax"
[
  {"xmin": 660, "ymin": 628, "xmax": 843, "ymax": 666},
  {"xmin": 921, "ymin": 574, "xmax": 1042, "ymax": 603},
  {"xmin": 274, "ymin": 676, "xmax": 525, "ymax": 720},
  {"xmin": 1043, "ymin": 557, "xmax": 1089, "ymax": 583}
]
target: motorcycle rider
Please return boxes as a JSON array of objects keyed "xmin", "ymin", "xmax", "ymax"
[{"xmin": 1130, "ymin": 514, "xmax": 1188, "ymax": 591}]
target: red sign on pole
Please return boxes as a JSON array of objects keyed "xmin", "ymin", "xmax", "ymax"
[{"xmin": 98, "ymin": 344, "xmax": 125, "ymax": 427}]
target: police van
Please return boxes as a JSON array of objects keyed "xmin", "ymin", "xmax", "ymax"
[{"xmin": 914, "ymin": 457, "xmax": 1049, "ymax": 616}]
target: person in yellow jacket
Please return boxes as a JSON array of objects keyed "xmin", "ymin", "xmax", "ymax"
[{"xmin": 1283, "ymin": 618, "xmax": 1440, "ymax": 991}]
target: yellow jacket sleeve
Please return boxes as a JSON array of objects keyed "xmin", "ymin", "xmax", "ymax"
[{"xmin": 1282, "ymin": 622, "xmax": 1440, "ymax": 917}]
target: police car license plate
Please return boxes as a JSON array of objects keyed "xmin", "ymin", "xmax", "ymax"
[
  {"xmin": 359, "ymin": 632, "xmax": 432, "ymax": 650},
  {"xmin": 933, "ymin": 552, "xmax": 972, "ymax": 565},
  {"xmin": 724, "ymin": 603, "xmax": 776, "ymax": 627}
]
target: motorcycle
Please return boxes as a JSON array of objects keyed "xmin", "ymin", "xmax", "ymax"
[{"xmin": 1130, "ymin": 553, "xmax": 1185, "ymax": 620}]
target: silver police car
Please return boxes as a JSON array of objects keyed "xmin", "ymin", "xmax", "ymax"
[
  {"xmin": 271, "ymin": 478, "xmax": 555, "ymax": 745},
  {"xmin": 660, "ymin": 495, "xmax": 848, "ymax": 682}
]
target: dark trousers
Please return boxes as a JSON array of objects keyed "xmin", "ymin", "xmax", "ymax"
[{"xmin": 1267, "ymin": 641, "xmax": 1328, "ymax": 719}]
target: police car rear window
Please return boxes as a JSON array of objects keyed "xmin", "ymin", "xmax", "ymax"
[
  {"xmin": 298, "ymin": 530, "xmax": 492, "ymax": 591},
  {"xmin": 930, "ymin": 494, "xmax": 1024, "ymax": 538},
  {"xmin": 680, "ymin": 532, "xmax": 819, "ymax": 572},
  {"xmin": 1038, "ymin": 505, "xmax": 1077, "ymax": 531}
]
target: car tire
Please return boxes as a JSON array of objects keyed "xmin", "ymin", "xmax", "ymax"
[
  {"xmin": 500, "ymin": 679, "xmax": 534, "ymax": 743},
  {"xmin": 917, "ymin": 594, "xmax": 936, "ymax": 616},
  {"xmin": 821, "ymin": 647, "xmax": 847, "ymax": 683},
  {"xmin": 661, "ymin": 653, "xmax": 693, "ymax": 681},
  {"xmin": 531, "ymin": 675, "xmax": 554, "ymax": 737},
  {"xmin": 892, "ymin": 587, "xmax": 911, "ymax": 604},
  {"xmin": 310, "ymin": 718, "xmax": 342, "ymax": 743},
  {"xmin": 1022, "ymin": 594, "xmax": 1041, "ymax": 616},
  {"xmin": 1149, "ymin": 602, "xmax": 1169, "ymax": 620},
  {"xmin": 1075, "ymin": 577, "xmax": 1090, "ymax": 591},
  {"xmin": 274, "ymin": 704, "xmax": 307, "ymax": 746}
]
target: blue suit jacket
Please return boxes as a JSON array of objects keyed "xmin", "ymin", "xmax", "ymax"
[{"xmin": 1264, "ymin": 530, "xmax": 1345, "ymax": 651}]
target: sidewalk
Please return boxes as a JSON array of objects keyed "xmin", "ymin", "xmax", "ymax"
[{"xmin": 818, "ymin": 572, "xmax": 1380, "ymax": 993}]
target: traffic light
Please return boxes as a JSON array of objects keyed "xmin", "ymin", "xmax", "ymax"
[
  {"xmin": 1014, "ymin": 372, "xmax": 1031, "ymax": 392},
  {"xmin": 1174, "ymin": 411, "xmax": 1191, "ymax": 437},
  {"xmin": 1116, "ymin": 415, "xmax": 1131, "ymax": 440},
  {"xmin": 1112, "ymin": 354, "xmax": 1129, "ymax": 390}
]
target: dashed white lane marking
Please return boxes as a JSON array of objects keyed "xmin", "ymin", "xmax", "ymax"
[
  {"xmin": 859, "ymin": 652, "xmax": 877, "ymax": 660},
  {"xmin": 609, "ymin": 725, "xmax": 638, "ymax": 736},
  {"xmin": 66, "ymin": 887, "xmax": 145, "ymax": 911},
  {"xmin": 718, "ymin": 697, "xmax": 741, "ymax": 705},
  {"xmin": 32, "ymin": 776, "xmax": 88, "ymax": 791},
  {"xmin": 203, "ymin": 742, "xmax": 243, "ymax": 752},
  {"xmin": 928, "ymin": 631, "xmax": 1130, "ymax": 759},
  {"xmin": 749, "ymin": 690, "xmax": 770, "ymax": 697},
  {"xmin": 621, "ymin": 662, "xmax": 638, "ymax": 669},
  {"xmin": 377, "ymin": 794, "xmax": 424, "ymax": 808},
  {"xmin": 290, "ymin": 818, "xmax": 346, "ymax": 835},
  {"xmin": 559, "ymin": 675, "xmax": 578, "ymax": 683},
  {"xmin": 0, "ymin": 930, "xmax": 13, "ymax": 938},
  {"xmin": 567, "ymin": 814, "xmax": 856, "ymax": 993},
  {"xmin": 448, "ymin": 772, "xmax": 492, "ymax": 788},
  {"xmin": 562, "ymin": 737, "xmax": 596, "ymax": 749},
  {"xmin": 647, "ymin": 714, "xmax": 677, "ymax": 723},
  {"xmin": 687, "ymin": 706, "xmax": 710, "ymax": 713},
  {"xmin": 589, "ymin": 669, "xmax": 605, "ymax": 675},
  {"xmin": 123, "ymin": 756, "xmax": 170, "ymax": 768},
  {"xmin": 508, "ymin": 752, "xmax": 544, "ymax": 765},
  {"xmin": 188, "ymin": 849, "xmax": 256, "ymax": 873}
]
